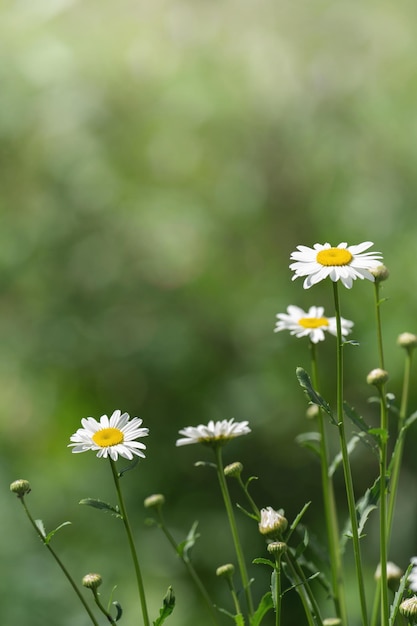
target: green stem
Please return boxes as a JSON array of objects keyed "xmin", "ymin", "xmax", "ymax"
[
  {"xmin": 373, "ymin": 279, "xmax": 389, "ymax": 626},
  {"xmin": 284, "ymin": 549, "xmax": 323, "ymax": 626},
  {"xmin": 378, "ymin": 385, "xmax": 389, "ymax": 626},
  {"xmin": 19, "ymin": 497, "xmax": 99, "ymax": 626},
  {"xmin": 332, "ymin": 282, "xmax": 368, "ymax": 626},
  {"xmin": 91, "ymin": 588, "xmax": 117, "ymax": 625},
  {"xmin": 387, "ymin": 347, "xmax": 413, "ymax": 541},
  {"xmin": 273, "ymin": 556, "xmax": 282, "ymax": 626},
  {"xmin": 214, "ymin": 445, "xmax": 254, "ymax": 618},
  {"xmin": 155, "ymin": 511, "xmax": 220, "ymax": 625},
  {"xmin": 109, "ymin": 459, "xmax": 150, "ymax": 626},
  {"xmin": 310, "ymin": 341, "xmax": 347, "ymax": 625}
]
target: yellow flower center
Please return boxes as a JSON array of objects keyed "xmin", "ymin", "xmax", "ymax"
[
  {"xmin": 92, "ymin": 427, "xmax": 124, "ymax": 448},
  {"xmin": 298, "ymin": 317, "xmax": 329, "ymax": 329},
  {"xmin": 316, "ymin": 247, "xmax": 353, "ymax": 266}
]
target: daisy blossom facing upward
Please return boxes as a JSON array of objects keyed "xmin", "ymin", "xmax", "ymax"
[
  {"xmin": 274, "ymin": 305, "xmax": 353, "ymax": 343},
  {"xmin": 69, "ymin": 410, "xmax": 149, "ymax": 461},
  {"xmin": 290, "ymin": 241, "xmax": 383, "ymax": 289},
  {"xmin": 176, "ymin": 419, "xmax": 251, "ymax": 447}
]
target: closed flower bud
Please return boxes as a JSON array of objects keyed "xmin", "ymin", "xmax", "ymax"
[
  {"xmin": 323, "ymin": 619, "xmax": 342, "ymax": 626},
  {"xmin": 259, "ymin": 507, "xmax": 288, "ymax": 537},
  {"xmin": 144, "ymin": 494, "xmax": 165, "ymax": 509},
  {"xmin": 366, "ymin": 368, "xmax": 389, "ymax": 387},
  {"xmin": 267, "ymin": 541, "xmax": 287, "ymax": 558},
  {"xmin": 375, "ymin": 561, "xmax": 403, "ymax": 582},
  {"xmin": 397, "ymin": 332, "xmax": 417, "ymax": 351},
  {"xmin": 400, "ymin": 596, "xmax": 417, "ymax": 619},
  {"xmin": 82, "ymin": 573, "xmax": 102, "ymax": 590},
  {"xmin": 306, "ymin": 404, "xmax": 320, "ymax": 420},
  {"xmin": 10, "ymin": 479, "xmax": 31, "ymax": 497},
  {"xmin": 224, "ymin": 462, "xmax": 243, "ymax": 478},
  {"xmin": 370, "ymin": 265, "xmax": 389, "ymax": 282},
  {"xmin": 216, "ymin": 563, "xmax": 235, "ymax": 578}
]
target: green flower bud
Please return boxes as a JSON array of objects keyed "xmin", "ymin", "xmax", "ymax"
[
  {"xmin": 366, "ymin": 368, "xmax": 389, "ymax": 387},
  {"xmin": 216, "ymin": 563, "xmax": 235, "ymax": 578},
  {"xmin": 400, "ymin": 596, "xmax": 417, "ymax": 619},
  {"xmin": 259, "ymin": 507, "xmax": 288, "ymax": 538},
  {"xmin": 397, "ymin": 332, "xmax": 417, "ymax": 351},
  {"xmin": 144, "ymin": 494, "xmax": 165, "ymax": 509},
  {"xmin": 267, "ymin": 541, "xmax": 287, "ymax": 558},
  {"xmin": 10, "ymin": 479, "xmax": 31, "ymax": 497},
  {"xmin": 224, "ymin": 462, "xmax": 243, "ymax": 478},
  {"xmin": 82, "ymin": 573, "xmax": 102, "ymax": 590},
  {"xmin": 370, "ymin": 265, "xmax": 389, "ymax": 282}
]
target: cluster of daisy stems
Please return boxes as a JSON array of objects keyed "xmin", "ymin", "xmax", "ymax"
[{"xmin": 10, "ymin": 240, "xmax": 417, "ymax": 626}]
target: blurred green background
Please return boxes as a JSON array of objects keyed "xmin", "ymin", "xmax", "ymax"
[{"xmin": 3, "ymin": 0, "xmax": 417, "ymax": 624}]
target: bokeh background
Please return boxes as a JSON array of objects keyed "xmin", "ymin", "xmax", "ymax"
[{"xmin": 3, "ymin": 0, "xmax": 417, "ymax": 624}]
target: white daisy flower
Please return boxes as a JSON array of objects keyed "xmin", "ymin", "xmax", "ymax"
[
  {"xmin": 274, "ymin": 305, "xmax": 353, "ymax": 343},
  {"xmin": 69, "ymin": 410, "xmax": 149, "ymax": 461},
  {"xmin": 176, "ymin": 418, "xmax": 251, "ymax": 447},
  {"xmin": 290, "ymin": 241, "xmax": 383, "ymax": 289},
  {"xmin": 258, "ymin": 507, "xmax": 288, "ymax": 536}
]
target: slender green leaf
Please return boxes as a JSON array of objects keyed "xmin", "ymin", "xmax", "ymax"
[
  {"xmin": 389, "ymin": 563, "xmax": 413, "ymax": 626},
  {"xmin": 250, "ymin": 592, "xmax": 273, "ymax": 626},
  {"xmin": 295, "ymin": 432, "xmax": 321, "ymax": 459},
  {"xmin": 253, "ymin": 557, "xmax": 275, "ymax": 568},
  {"xmin": 343, "ymin": 402, "xmax": 372, "ymax": 434},
  {"xmin": 177, "ymin": 521, "xmax": 200, "ymax": 560},
  {"xmin": 236, "ymin": 502, "xmax": 259, "ymax": 521},
  {"xmin": 153, "ymin": 586, "xmax": 175, "ymax": 626},
  {"xmin": 45, "ymin": 521, "xmax": 72, "ymax": 545},
  {"xmin": 286, "ymin": 502, "xmax": 311, "ymax": 542},
  {"xmin": 296, "ymin": 367, "xmax": 336, "ymax": 424},
  {"xmin": 112, "ymin": 601, "xmax": 123, "ymax": 622},
  {"xmin": 35, "ymin": 519, "xmax": 46, "ymax": 538},
  {"xmin": 79, "ymin": 498, "xmax": 122, "ymax": 519}
]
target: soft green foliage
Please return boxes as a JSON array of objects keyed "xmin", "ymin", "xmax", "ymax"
[{"xmin": 4, "ymin": 0, "xmax": 417, "ymax": 624}]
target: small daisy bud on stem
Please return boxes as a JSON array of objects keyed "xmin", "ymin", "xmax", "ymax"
[
  {"xmin": 267, "ymin": 541, "xmax": 287, "ymax": 559},
  {"xmin": 400, "ymin": 596, "xmax": 417, "ymax": 620},
  {"xmin": 10, "ymin": 479, "xmax": 31, "ymax": 498},
  {"xmin": 216, "ymin": 563, "xmax": 235, "ymax": 579},
  {"xmin": 323, "ymin": 619, "xmax": 342, "ymax": 626},
  {"xmin": 370, "ymin": 264, "xmax": 389, "ymax": 282},
  {"xmin": 82, "ymin": 573, "xmax": 103, "ymax": 590},
  {"xmin": 366, "ymin": 368, "xmax": 389, "ymax": 388},
  {"xmin": 224, "ymin": 462, "xmax": 243, "ymax": 478},
  {"xmin": 258, "ymin": 507, "xmax": 288, "ymax": 538},
  {"xmin": 144, "ymin": 494, "xmax": 165, "ymax": 509},
  {"xmin": 397, "ymin": 332, "xmax": 417, "ymax": 352}
]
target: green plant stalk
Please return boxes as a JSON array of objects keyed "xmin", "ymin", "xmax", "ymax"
[
  {"xmin": 373, "ymin": 280, "xmax": 389, "ymax": 626},
  {"xmin": 273, "ymin": 556, "xmax": 283, "ymax": 626},
  {"xmin": 109, "ymin": 459, "xmax": 150, "ymax": 626},
  {"xmin": 19, "ymin": 496, "xmax": 99, "ymax": 626},
  {"xmin": 236, "ymin": 475, "xmax": 260, "ymax": 520},
  {"xmin": 214, "ymin": 445, "xmax": 254, "ymax": 618},
  {"xmin": 154, "ymin": 510, "xmax": 220, "ymax": 625},
  {"xmin": 387, "ymin": 347, "xmax": 413, "ymax": 541},
  {"xmin": 332, "ymin": 282, "xmax": 368, "ymax": 626},
  {"xmin": 90, "ymin": 587, "xmax": 117, "ymax": 625},
  {"xmin": 284, "ymin": 549, "xmax": 323, "ymax": 626},
  {"xmin": 378, "ymin": 385, "xmax": 389, "ymax": 626},
  {"xmin": 310, "ymin": 341, "xmax": 347, "ymax": 625}
]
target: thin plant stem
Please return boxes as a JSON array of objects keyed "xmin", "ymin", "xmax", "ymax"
[
  {"xmin": 154, "ymin": 509, "xmax": 220, "ymax": 625},
  {"xmin": 272, "ymin": 554, "xmax": 283, "ymax": 626},
  {"xmin": 284, "ymin": 549, "xmax": 323, "ymax": 626},
  {"xmin": 214, "ymin": 445, "xmax": 254, "ymax": 618},
  {"xmin": 332, "ymin": 281, "xmax": 369, "ymax": 626},
  {"xmin": 373, "ymin": 279, "xmax": 389, "ymax": 626},
  {"xmin": 90, "ymin": 588, "xmax": 117, "ymax": 625},
  {"xmin": 377, "ymin": 383, "xmax": 389, "ymax": 626},
  {"xmin": 109, "ymin": 459, "xmax": 150, "ymax": 626},
  {"xmin": 309, "ymin": 341, "xmax": 347, "ymax": 625},
  {"xmin": 387, "ymin": 346, "xmax": 414, "ymax": 542},
  {"xmin": 19, "ymin": 496, "xmax": 100, "ymax": 626}
]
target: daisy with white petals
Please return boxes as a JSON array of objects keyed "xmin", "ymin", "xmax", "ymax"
[
  {"xmin": 275, "ymin": 305, "xmax": 353, "ymax": 343},
  {"xmin": 176, "ymin": 419, "xmax": 251, "ymax": 447},
  {"xmin": 69, "ymin": 410, "xmax": 149, "ymax": 461},
  {"xmin": 290, "ymin": 241, "xmax": 383, "ymax": 289}
]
